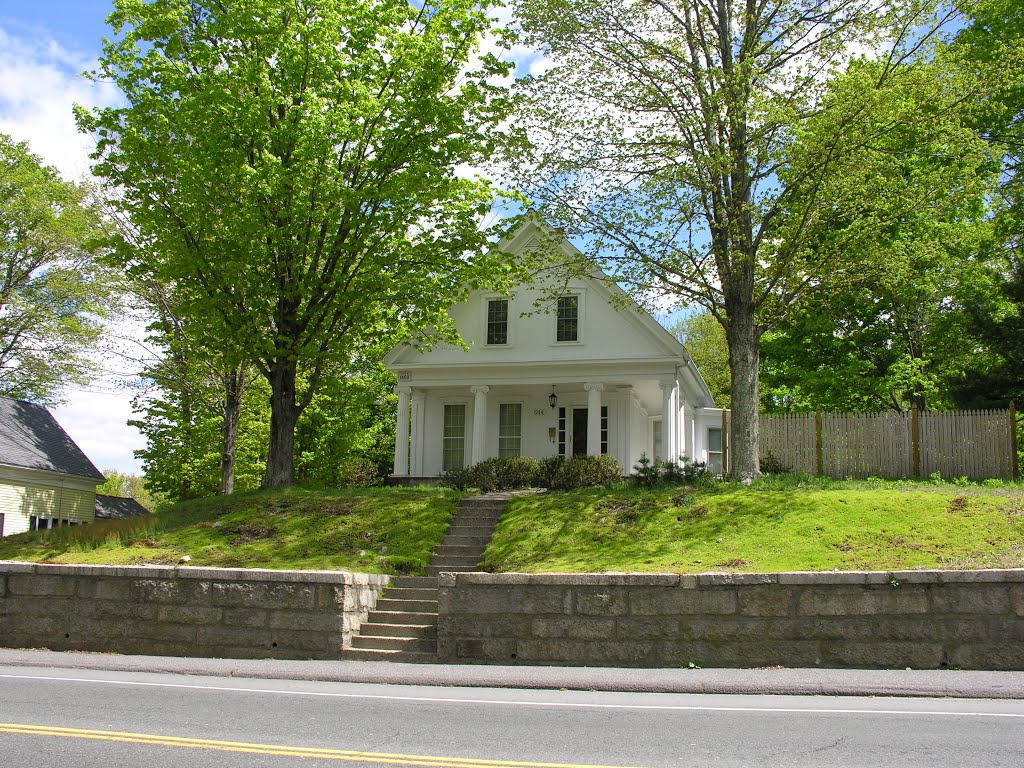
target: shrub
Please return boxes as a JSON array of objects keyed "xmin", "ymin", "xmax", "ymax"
[
  {"xmin": 631, "ymin": 454, "xmax": 714, "ymax": 487},
  {"xmin": 550, "ymin": 454, "xmax": 623, "ymax": 490},
  {"xmin": 339, "ymin": 457, "xmax": 380, "ymax": 487},
  {"xmin": 442, "ymin": 456, "xmax": 541, "ymax": 492},
  {"xmin": 536, "ymin": 455, "xmax": 565, "ymax": 488},
  {"xmin": 758, "ymin": 451, "xmax": 791, "ymax": 475}
]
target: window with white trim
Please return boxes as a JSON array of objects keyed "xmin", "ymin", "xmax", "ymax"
[
  {"xmin": 486, "ymin": 298, "xmax": 508, "ymax": 345},
  {"xmin": 707, "ymin": 427, "xmax": 724, "ymax": 476},
  {"xmin": 442, "ymin": 404, "xmax": 467, "ymax": 472},
  {"xmin": 555, "ymin": 295, "xmax": 579, "ymax": 342},
  {"xmin": 498, "ymin": 403, "xmax": 522, "ymax": 458},
  {"xmin": 652, "ymin": 419, "xmax": 663, "ymax": 461}
]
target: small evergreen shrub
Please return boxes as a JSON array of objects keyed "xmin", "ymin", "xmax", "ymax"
[
  {"xmin": 631, "ymin": 454, "xmax": 715, "ymax": 487},
  {"xmin": 758, "ymin": 451, "xmax": 791, "ymax": 475},
  {"xmin": 550, "ymin": 454, "xmax": 623, "ymax": 490}
]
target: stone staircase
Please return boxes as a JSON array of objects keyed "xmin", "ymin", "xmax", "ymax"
[{"xmin": 341, "ymin": 492, "xmax": 511, "ymax": 662}]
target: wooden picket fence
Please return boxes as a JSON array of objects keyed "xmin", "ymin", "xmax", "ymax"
[{"xmin": 744, "ymin": 406, "xmax": 1019, "ymax": 480}]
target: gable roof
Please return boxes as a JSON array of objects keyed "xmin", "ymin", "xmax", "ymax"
[
  {"xmin": 95, "ymin": 494, "xmax": 150, "ymax": 519},
  {"xmin": 383, "ymin": 218, "xmax": 717, "ymax": 406},
  {"xmin": 0, "ymin": 397, "xmax": 105, "ymax": 482}
]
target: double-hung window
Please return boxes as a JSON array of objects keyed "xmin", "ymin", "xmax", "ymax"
[
  {"xmin": 556, "ymin": 295, "xmax": 578, "ymax": 342},
  {"xmin": 498, "ymin": 403, "xmax": 522, "ymax": 458},
  {"xmin": 442, "ymin": 404, "xmax": 467, "ymax": 472},
  {"xmin": 486, "ymin": 298, "xmax": 508, "ymax": 345},
  {"xmin": 708, "ymin": 427, "xmax": 724, "ymax": 476}
]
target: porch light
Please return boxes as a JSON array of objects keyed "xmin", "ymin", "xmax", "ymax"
[{"xmin": 548, "ymin": 388, "xmax": 558, "ymax": 409}]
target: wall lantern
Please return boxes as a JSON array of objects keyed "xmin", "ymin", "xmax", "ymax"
[{"xmin": 548, "ymin": 388, "xmax": 558, "ymax": 409}]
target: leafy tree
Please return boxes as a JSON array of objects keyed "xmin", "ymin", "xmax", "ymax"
[
  {"xmin": 669, "ymin": 311, "xmax": 730, "ymax": 408},
  {"xmin": 96, "ymin": 469, "xmax": 161, "ymax": 511},
  {"xmin": 759, "ymin": 56, "xmax": 999, "ymax": 413},
  {"xmin": 0, "ymin": 134, "xmax": 115, "ymax": 404},
  {"xmin": 510, "ymin": 0, "xmax": 963, "ymax": 479},
  {"xmin": 79, "ymin": 0, "xmax": 518, "ymax": 486}
]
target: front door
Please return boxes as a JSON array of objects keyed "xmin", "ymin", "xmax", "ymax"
[{"xmin": 571, "ymin": 408, "xmax": 588, "ymax": 456}]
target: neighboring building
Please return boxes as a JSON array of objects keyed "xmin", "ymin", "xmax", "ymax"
[
  {"xmin": 384, "ymin": 219, "xmax": 727, "ymax": 479},
  {"xmin": 0, "ymin": 397, "xmax": 104, "ymax": 537},
  {"xmin": 95, "ymin": 494, "xmax": 150, "ymax": 520}
]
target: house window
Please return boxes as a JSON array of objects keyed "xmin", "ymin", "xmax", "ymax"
[
  {"xmin": 708, "ymin": 427, "xmax": 724, "ymax": 476},
  {"xmin": 486, "ymin": 298, "xmax": 508, "ymax": 345},
  {"xmin": 498, "ymin": 403, "xmax": 522, "ymax": 458},
  {"xmin": 601, "ymin": 406, "xmax": 609, "ymax": 455},
  {"xmin": 652, "ymin": 419, "xmax": 663, "ymax": 461},
  {"xmin": 557, "ymin": 407, "xmax": 566, "ymax": 457},
  {"xmin": 29, "ymin": 516, "xmax": 74, "ymax": 531},
  {"xmin": 0, "ymin": 512, "xmax": 4, "ymax": 536},
  {"xmin": 442, "ymin": 404, "xmax": 467, "ymax": 472},
  {"xmin": 556, "ymin": 295, "xmax": 578, "ymax": 342}
]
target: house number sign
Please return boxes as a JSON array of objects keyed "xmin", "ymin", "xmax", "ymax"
[{"xmin": 533, "ymin": 409, "xmax": 545, "ymax": 416}]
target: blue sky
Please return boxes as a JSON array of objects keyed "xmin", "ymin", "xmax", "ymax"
[{"xmin": 1, "ymin": 1, "xmax": 141, "ymax": 473}]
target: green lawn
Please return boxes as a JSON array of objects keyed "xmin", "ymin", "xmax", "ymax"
[
  {"xmin": 4, "ymin": 477, "xmax": 1023, "ymax": 574},
  {"xmin": 481, "ymin": 477, "xmax": 1024, "ymax": 573},
  {"xmin": 0, "ymin": 486, "xmax": 463, "ymax": 573}
]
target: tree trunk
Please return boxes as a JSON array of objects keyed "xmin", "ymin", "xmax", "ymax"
[
  {"xmin": 724, "ymin": 298, "xmax": 761, "ymax": 482},
  {"xmin": 180, "ymin": 392, "xmax": 194, "ymax": 501},
  {"xmin": 220, "ymin": 366, "xmax": 246, "ymax": 495},
  {"xmin": 264, "ymin": 360, "xmax": 300, "ymax": 487}
]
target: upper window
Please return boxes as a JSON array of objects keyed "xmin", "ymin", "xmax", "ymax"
[
  {"xmin": 556, "ymin": 295, "xmax": 578, "ymax": 342},
  {"xmin": 486, "ymin": 298, "xmax": 508, "ymax": 345}
]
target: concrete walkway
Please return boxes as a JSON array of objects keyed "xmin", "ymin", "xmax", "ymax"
[{"xmin": 1, "ymin": 648, "xmax": 1022, "ymax": 699}]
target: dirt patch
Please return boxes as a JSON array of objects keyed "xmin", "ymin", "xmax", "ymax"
[
  {"xmin": 948, "ymin": 496, "xmax": 969, "ymax": 513},
  {"xmin": 227, "ymin": 524, "xmax": 277, "ymax": 545}
]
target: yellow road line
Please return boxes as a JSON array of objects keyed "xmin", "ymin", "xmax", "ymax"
[{"xmin": 0, "ymin": 723, "xmax": 646, "ymax": 768}]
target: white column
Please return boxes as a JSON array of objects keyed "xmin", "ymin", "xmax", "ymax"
[
  {"xmin": 393, "ymin": 386, "xmax": 411, "ymax": 476},
  {"xmin": 410, "ymin": 391, "xmax": 425, "ymax": 475},
  {"xmin": 471, "ymin": 385, "xmax": 489, "ymax": 464},
  {"xmin": 585, "ymin": 382, "xmax": 604, "ymax": 455},
  {"xmin": 660, "ymin": 380, "xmax": 677, "ymax": 462},
  {"xmin": 678, "ymin": 394, "xmax": 689, "ymax": 461}
]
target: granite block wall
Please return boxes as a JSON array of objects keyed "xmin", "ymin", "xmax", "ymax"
[
  {"xmin": 0, "ymin": 562, "xmax": 389, "ymax": 659},
  {"xmin": 437, "ymin": 570, "xmax": 1024, "ymax": 670}
]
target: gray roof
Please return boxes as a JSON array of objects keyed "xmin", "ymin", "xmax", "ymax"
[
  {"xmin": 95, "ymin": 494, "xmax": 150, "ymax": 519},
  {"xmin": 0, "ymin": 397, "xmax": 104, "ymax": 481}
]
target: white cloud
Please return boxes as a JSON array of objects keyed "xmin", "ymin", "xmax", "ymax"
[
  {"xmin": 0, "ymin": 23, "xmax": 143, "ymax": 475},
  {"xmin": 0, "ymin": 25, "xmax": 120, "ymax": 180},
  {"xmin": 53, "ymin": 389, "xmax": 145, "ymax": 475}
]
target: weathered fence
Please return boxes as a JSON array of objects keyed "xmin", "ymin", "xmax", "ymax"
[{"xmin": 751, "ymin": 406, "xmax": 1018, "ymax": 480}]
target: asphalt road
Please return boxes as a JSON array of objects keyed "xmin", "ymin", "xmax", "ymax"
[{"xmin": 2, "ymin": 665, "xmax": 1024, "ymax": 768}]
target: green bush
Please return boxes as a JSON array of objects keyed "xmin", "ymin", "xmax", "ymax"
[
  {"xmin": 631, "ymin": 453, "xmax": 715, "ymax": 487},
  {"xmin": 442, "ymin": 456, "xmax": 541, "ymax": 492},
  {"xmin": 550, "ymin": 454, "xmax": 623, "ymax": 490},
  {"xmin": 339, "ymin": 457, "xmax": 381, "ymax": 487},
  {"xmin": 536, "ymin": 455, "xmax": 566, "ymax": 488}
]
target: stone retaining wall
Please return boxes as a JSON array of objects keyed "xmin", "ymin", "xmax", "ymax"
[
  {"xmin": 437, "ymin": 570, "xmax": 1024, "ymax": 669},
  {"xmin": 0, "ymin": 562, "xmax": 389, "ymax": 659}
]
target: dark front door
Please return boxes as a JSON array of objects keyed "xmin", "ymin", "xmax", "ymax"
[{"xmin": 572, "ymin": 408, "xmax": 588, "ymax": 456}]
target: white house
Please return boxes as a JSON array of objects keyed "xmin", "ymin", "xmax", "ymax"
[{"xmin": 384, "ymin": 220, "xmax": 728, "ymax": 479}]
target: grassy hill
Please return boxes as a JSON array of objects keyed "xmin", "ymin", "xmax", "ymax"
[
  {"xmin": 2, "ymin": 477, "xmax": 1022, "ymax": 574},
  {"xmin": 481, "ymin": 477, "xmax": 1024, "ymax": 573},
  {"xmin": 0, "ymin": 486, "xmax": 463, "ymax": 573}
]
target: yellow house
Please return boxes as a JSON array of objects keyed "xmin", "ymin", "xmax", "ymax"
[{"xmin": 0, "ymin": 398, "xmax": 104, "ymax": 537}]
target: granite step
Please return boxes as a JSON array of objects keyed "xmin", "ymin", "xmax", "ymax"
[
  {"xmin": 340, "ymin": 648, "xmax": 436, "ymax": 663},
  {"xmin": 349, "ymin": 635, "xmax": 436, "ymax": 653},
  {"xmin": 364, "ymin": 610, "xmax": 437, "ymax": 626},
  {"xmin": 372, "ymin": 598, "xmax": 438, "ymax": 613},
  {"xmin": 425, "ymin": 564, "xmax": 481, "ymax": 575},
  {"xmin": 359, "ymin": 623, "xmax": 437, "ymax": 639}
]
